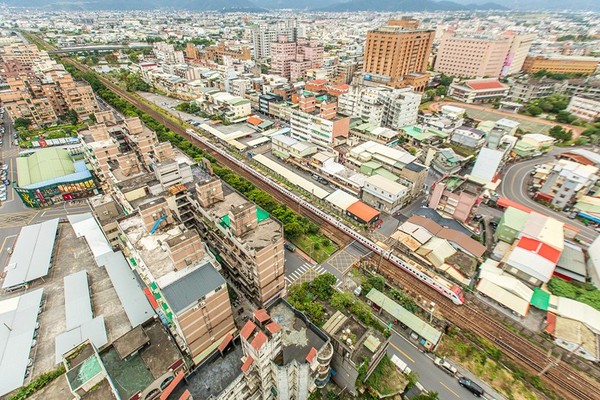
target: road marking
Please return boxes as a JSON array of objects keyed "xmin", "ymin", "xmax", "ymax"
[
  {"xmin": 440, "ymin": 381, "xmax": 461, "ymax": 398},
  {"xmin": 389, "ymin": 341, "xmax": 415, "ymax": 363},
  {"xmin": 0, "ymin": 234, "xmax": 17, "ymax": 256}
]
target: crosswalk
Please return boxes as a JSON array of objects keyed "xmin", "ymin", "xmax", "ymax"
[{"xmin": 285, "ymin": 262, "xmax": 342, "ymax": 287}]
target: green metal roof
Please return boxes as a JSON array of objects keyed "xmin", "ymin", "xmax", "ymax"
[
  {"xmin": 374, "ymin": 167, "xmax": 399, "ymax": 181},
  {"xmin": 502, "ymin": 207, "xmax": 529, "ymax": 231},
  {"xmin": 530, "ymin": 288, "xmax": 551, "ymax": 310},
  {"xmin": 16, "ymin": 147, "xmax": 76, "ymax": 187},
  {"xmin": 366, "ymin": 288, "xmax": 442, "ymax": 344}
]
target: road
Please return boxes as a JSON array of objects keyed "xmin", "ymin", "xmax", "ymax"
[
  {"xmin": 498, "ymin": 148, "xmax": 598, "ymax": 244},
  {"xmin": 386, "ymin": 330, "xmax": 505, "ymax": 400}
]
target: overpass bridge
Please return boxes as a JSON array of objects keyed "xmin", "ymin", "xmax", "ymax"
[{"xmin": 48, "ymin": 43, "xmax": 152, "ymax": 54}]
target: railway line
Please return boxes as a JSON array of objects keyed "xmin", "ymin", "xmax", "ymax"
[
  {"xmin": 66, "ymin": 59, "xmax": 597, "ymax": 400},
  {"xmin": 376, "ymin": 258, "xmax": 598, "ymax": 400}
]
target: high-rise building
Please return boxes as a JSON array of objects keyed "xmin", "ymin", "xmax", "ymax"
[
  {"xmin": 338, "ymin": 85, "xmax": 421, "ymax": 129},
  {"xmin": 434, "ymin": 32, "xmax": 535, "ymax": 78},
  {"xmin": 252, "ymin": 19, "xmax": 298, "ymax": 60},
  {"xmin": 522, "ymin": 55, "xmax": 600, "ymax": 75},
  {"xmin": 290, "ymin": 105, "xmax": 350, "ymax": 148},
  {"xmin": 118, "ymin": 200, "xmax": 236, "ymax": 365},
  {"xmin": 271, "ymin": 36, "xmax": 324, "ymax": 81},
  {"xmin": 363, "ymin": 20, "xmax": 434, "ymax": 91},
  {"xmin": 152, "ymin": 42, "xmax": 185, "ymax": 65},
  {"xmin": 186, "ymin": 176, "xmax": 286, "ymax": 306}
]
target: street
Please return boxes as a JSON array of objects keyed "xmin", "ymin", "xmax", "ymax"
[{"xmin": 498, "ymin": 148, "xmax": 599, "ymax": 244}]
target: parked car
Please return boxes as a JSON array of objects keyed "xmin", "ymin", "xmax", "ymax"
[
  {"xmin": 283, "ymin": 242, "xmax": 296, "ymax": 252},
  {"xmin": 3, "ymin": 179, "xmax": 10, "ymax": 186},
  {"xmin": 568, "ymin": 211, "xmax": 578, "ymax": 219},
  {"xmin": 311, "ymin": 174, "xmax": 319, "ymax": 181},
  {"xmin": 1, "ymin": 164, "xmax": 8, "ymax": 171},
  {"xmin": 458, "ymin": 377, "xmax": 484, "ymax": 397}
]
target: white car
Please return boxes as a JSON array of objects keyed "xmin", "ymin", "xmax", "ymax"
[
  {"xmin": 1, "ymin": 164, "xmax": 8, "ymax": 171},
  {"xmin": 0, "ymin": 194, "xmax": 7, "ymax": 201}
]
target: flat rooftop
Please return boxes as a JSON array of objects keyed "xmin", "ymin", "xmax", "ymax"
[
  {"xmin": 177, "ymin": 339, "xmax": 244, "ymax": 399},
  {"xmin": 118, "ymin": 213, "xmax": 184, "ymax": 280},
  {"xmin": 269, "ymin": 301, "xmax": 325, "ymax": 365},
  {"xmin": 200, "ymin": 183, "xmax": 283, "ymax": 251}
]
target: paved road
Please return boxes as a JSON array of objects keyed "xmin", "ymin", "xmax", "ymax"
[{"xmin": 498, "ymin": 149, "xmax": 598, "ymax": 244}]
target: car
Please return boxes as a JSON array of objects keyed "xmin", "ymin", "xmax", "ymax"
[
  {"xmin": 3, "ymin": 179, "xmax": 10, "ymax": 186},
  {"xmin": 563, "ymin": 206, "xmax": 571, "ymax": 212},
  {"xmin": 568, "ymin": 211, "xmax": 578, "ymax": 219},
  {"xmin": 458, "ymin": 377, "xmax": 484, "ymax": 397},
  {"xmin": 1, "ymin": 164, "xmax": 8, "ymax": 170},
  {"xmin": 0, "ymin": 195, "xmax": 6, "ymax": 202},
  {"xmin": 311, "ymin": 174, "xmax": 319, "ymax": 181}
]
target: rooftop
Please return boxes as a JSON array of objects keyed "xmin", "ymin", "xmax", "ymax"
[
  {"xmin": 196, "ymin": 180, "xmax": 283, "ymax": 250},
  {"xmin": 269, "ymin": 301, "xmax": 327, "ymax": 365},
  {"xmin": 16, "ymin": 148, "xmax": 92, "ymax": 189}
]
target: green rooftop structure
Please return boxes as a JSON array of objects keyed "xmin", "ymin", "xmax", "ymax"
[
  {"xmin": 495, "ymin": 206, "xmax": 530, "ymax": 244},
  {"xmin": 530, "ymin": 288, "xmax": 551, "ymax": 311},
  {"xmin": 220, "ymin": 207, "xmax": 270, "ymax": 228},
  {"xmin": 366, "ymin": 288, "xmax": 442, "ymax": 350},
  {"xmin": 513, "ymin": 140, "xmax": 536, "ymax": 157},
  {"xmin": 14, "ymin": 147, "xmax": 98, "ymax": 208}
]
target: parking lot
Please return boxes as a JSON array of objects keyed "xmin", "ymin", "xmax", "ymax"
[{"xmin": 0, "ymin": 221, "xmax": 132, "ymax": 382}]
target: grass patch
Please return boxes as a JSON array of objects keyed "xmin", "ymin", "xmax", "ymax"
[
  {"xmin": 293, "ymin": 233, "xmax": 338, "ymax": 264},
  {"xmin": 364, "ymin": 355, "xmax": 408, "ymax": 396},
  {"xmin": 438, "ymin": 333, "xmax": 543, "ymax": 400},
  {"xmin": 8, "ymin": 365, "xmax": 66, "ymax": 400},
  {"xmin": 18, "ymin": 123, "xmax": 83, "ymax": 148}
]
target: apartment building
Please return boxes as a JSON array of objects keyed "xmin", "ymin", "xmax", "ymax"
[
  {"xmin": 338, "ymin": 86, "xmax": 421, "ymax": 129},
  {"xmin": 534, "ymin": 159, "xmax": 599, "ymax": 209},
  {"xmin": 362, "ymin": 174, "xmax": 409, "ymax": 213},
  {"xmin": 252, "ymin": 19, "xmax": 299, "ymax": 59},
  {"xmin": 448, "ymin": 79, "xmax": 509, "ymax": 104},
  {"xmin": 363, "ymin": 20, "xmax": 434, "ymax": 91},
  {"xmin": 153, "ymin": 42, "xmax": 185, "ymax": 65},
  {"xmin": 271, "ymin": 36, "xmax": 324, "ymax": 81},
  {"xmin": 203, "ymin": 41, "xmax": 251, "ymax": 64},
  {"xmin": 290, "ymin": 106, "xmax": 350, "ymax": 148},
  {"xmin": 271, "ymin": 134, "xmax": 318, "ymax": 160},
  {"xmin": 185, "ymin": 176, "xmax": 286, "ymax": 306},
  {"xmin": 434, "ymin": 32, "xmax": 534, "ymax": 78},
  {"xmin": 0, "ymin": 61, "xmax": 98, "ymax": 128},
  {"xmin": 196, "ymin": 89, "xmax": 252, "ymax": 123},
  {"xmin": 0, "ymin": 42, "xmax": 50, "ymax": 66},
  {"xmin": 192, "ymin": 301, "xmax": 333, "ymax": 400},
  {"xmin": 118, "ymin": 200, "xmax": 236, "ymax": 365},
  {"xmin": 522, "ymin": 55, "xmax": 599, "ymax": 75},
  {"xmin": 508, "ymin": 78, "xmax": 564, "ymax": 102},
  {"xmin": 450, "ymin": 126, "xmax": 486, "ymax": 149},
  {"xmin": 565, "ymin": 78, "xmax": 600, "ymax": 101},
  {"xmin": 567, "ymin": 95, "xmax": 600, "ymax": 122},
  {"xmin": 430, "ymin": 148, "xmax": 466, "ymax": 175},
  {"xmin": 428, "ymin": 175, "xmax": 485, "ymax": 223}
]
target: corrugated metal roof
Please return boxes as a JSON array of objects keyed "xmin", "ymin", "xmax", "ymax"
[
  {"xmin": 0, "ymin": 289, "xmax": 44, "ymax": 396},
  {"xmin": 556, "ymin": 297, "xmax": 600, "ymax": 334},
  {"xmin": 478, "ymin": 267, "xmax": 533, "ymax": 302},
  {"xmin": 325, "ymin": 189, "xmax": 359, "ymax": 211},
  {"xmin": 2, "ymin": 218, "xmax": 59, "ymax": 289},
  {"xmin": 64, "ymin": 271, "xmax": 93, "ymax": 331},
  {"xmin": 502, "ymin": 207, "xmax": 529, "ymax": 231},
  {"xmin": 477, "ymin": 279, "xmax": 530, "ymax": 317},
  {"xmin": 471, "ymin": 148, "xmax": 503, "ymax": 182},
  {"xmin": 55, "ymin": 317, "xmax": 108, "ymax": 363},
  {"xmin": 366, "ymin": 289, "xmax": 441, "ymax": 344},
  {"xmin": 161, "ymin": 261, "xmax": 225, "ymax": 315},
  {"xmin": 505, "ymin": 246, "xmax": 556, "ymax": 283},
  {"xmin": 556, "ymin": 242, "xmax": 586, "ymax": 276},
  {"xmin": 101, "ymin": 251, "xmax": 155, "ymax": 327},
  {"xmin": 16, "ymin": 147, "xmax": 75, "ymax": 187}
]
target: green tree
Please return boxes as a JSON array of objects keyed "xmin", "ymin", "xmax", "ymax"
[
  {"xmin": 67, "ymin": 109, "xmax": 78, "ymax": 125},
  {"xmin": 526, "ymin": 105, "xmax": 543, "ymax": 116},
  {"xmin": 13, "ymin": 117, "xmax": 32, "ymax": 129},
  {"xmin": 283, "ymin": 221, "xmax": 304, "ymax": 239},
  {"xmin": 556, "ymin": 110, "xmax": 576, "ymax": 124},
  {"xmin": 331, "ymin": 291, "xmax": 355, "ymax": 309},
  {"xmin": 88, "ymin": 113, "xmax": 97, "ymax": 123},
  {"xmin": 439, "ymin": 73, "xmax": 454, "ymax": 87},
  {"xmin": 549, "ymin": 125, "xmax": 572, "ymax": 142},
  {"xmin": 414, "ymin": 392, "xmax": 439, "ymax": 400},
  {"xmin": 435, "ymin": 85, "xmax": 447, "ymax": 96},
  {"xmin": 311, "ymin": 273, "xmax": 337, "ymax": 300}
]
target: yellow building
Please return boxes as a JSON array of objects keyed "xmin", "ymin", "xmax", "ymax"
[{"xmin": 522, "ymin": 55, "xmax": 599, "ymax": 75}]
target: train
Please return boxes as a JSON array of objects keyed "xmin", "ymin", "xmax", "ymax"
[{"xmin": 186, "ymin": 128, "xmax": 465, "ymax": 305}]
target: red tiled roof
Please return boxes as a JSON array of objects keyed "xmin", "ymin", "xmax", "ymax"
[
  {"xmin": 143, "ymin": 287, "xmax": 159, "ymax": 309},
  {"xmin": 218, "ymin": 332, "xmax": 233, "ymax": 353},
  {"xmin": 466, "ymin": 80, "xmax": 507, "ymax": 91},
  {"xmin": 179, "ymin": 390, "xmax": 191, "ymax": 400},
  {"xmin": 240, "ymin": 320, "xmax": 256, "ymax": 340},
  {"xmin": 247, "ymin": 116, "xmax": 262, "ymax": 126},
  {"xmin": 306, "ymin": 347, "xmax": 318, "ymax": 363},
  {"xmin": 159, "ymin": 371, "xmax": 185, "ymax": 400},
  {"xmin": 266, "ymin": 322, "xmax": 281, "ymax": 334},
  {"xmin": 544, "ymin": 312, "xmax": 557, "ymax": 335},
  {"xmin": 254, "ymin": 309, "xmax": 270, "ymax": 323},
  {"xmin": 559, "ymin": 152, "xmax": 595, "ymax": 166},
  {"xmin": 241, "ymin": 357, "xmax": 254, "ymax": 373},
  {"xmin": 517, "ymin": 237, "xmax": 561, "ymax": 264},
  {"xmin": 331, "ymin": 84, "xmax": 350, "ymax": 92},
  {"xmin": 251, "ymin": 331, "xmax": 268, "ymax": 351},
  {"xmin": 346, "ymin": 201, "xmax": 380, "ymax": 223},
  {"xmin": 308, "ymin": 79, "xmax": 328, "ymax": 85}
]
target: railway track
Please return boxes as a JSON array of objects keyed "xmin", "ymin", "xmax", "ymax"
[
  {"xmin": 65, "ymin": 60, "xmax": 596, "ymax": 400},
  {"xmin": 376, "ymin": 258, "xmax": 598, "ymax": 400}
]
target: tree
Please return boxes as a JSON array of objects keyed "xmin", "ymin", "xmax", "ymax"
[
  {"xmin": 439, "ymin": 73, "xmax": 454, "ymax": 87},
  {"xmin": 548, "ymin": 125, "xmax": 572, "ymax": 142},
  {"xmin": 331, "ymin": 291, "xmax": 355, "ymax": 310},
  {"xmin": 88, "ymin": 113, "xmax": 97, "ymax": 123},
  {"xmin": 311, "ymin": 273, "xmax": 337, "ymax": 300},
  {"xmin": 13, "ymin": 117, "xmax": 32, "ymax": 130},
  {"xmin": 414, "ymin": 392, "xmax": 439, "ymax": 400},
  {"xmin": 67, "ymin": 109, "xmax": 78, "ymax": 125},
  {"xmin": 435, "ymin": 85, "xmax": 447, "ymax": 96},
  {"xmin": 526, "ymin": 105, "xmax": 543, "ymax": 116},
  {"xmin": 556, "ymin": 110, "xmax": 576, "ymax": 124}
]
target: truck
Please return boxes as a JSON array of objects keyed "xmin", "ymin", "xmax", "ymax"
[
  {"xmin": 391, "ymin": 354, "xmax": 411, "ymax": 374},
  {"xmin": 434, "ymin": 357, "xmax": 458, "ymax": 376}
]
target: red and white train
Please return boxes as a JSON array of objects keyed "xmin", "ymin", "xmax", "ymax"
[{"xmin": 186, "ymin": 129, "xmax": 465, "ymax": 305}]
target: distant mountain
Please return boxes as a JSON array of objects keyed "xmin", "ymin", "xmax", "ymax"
[
  {"xmin": 2, "ymin": 0, "xmax": 264, "ymax": 11},
  {"xmin": 450, "ymin": 0, "xmax": 600, "ymax": 10},
  {"xmin": 319, "ymin": 0, "xmax": 508, "ymax": 12}
]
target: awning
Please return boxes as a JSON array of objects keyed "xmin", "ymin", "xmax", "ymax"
[
  {"xmin": 531, "ymin": 288, "xmax": 551, "ymax": 310},
  {"xmin": 578, "ymin": 212, "xmax": 600, "ymax": 224}
]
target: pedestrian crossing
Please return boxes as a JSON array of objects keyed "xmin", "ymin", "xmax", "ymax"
[{"xmin": 285, "ymin": 262, "xmax": 341, "ymax": 287}]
